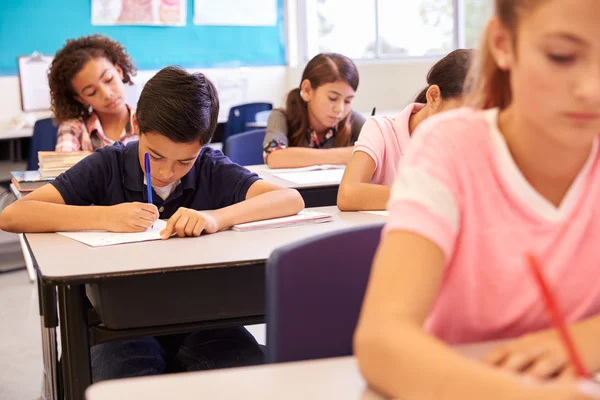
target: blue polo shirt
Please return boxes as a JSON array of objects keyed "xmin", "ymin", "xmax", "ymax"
[{"xmin": 52, "ymin": 141, "xmax": 261, "ymax": 219}]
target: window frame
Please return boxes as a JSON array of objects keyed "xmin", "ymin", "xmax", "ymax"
[{"xmin": 297, "ymin": 0, "xmax": 476, "ymax": 63}]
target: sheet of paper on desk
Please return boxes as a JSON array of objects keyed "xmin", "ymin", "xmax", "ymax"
[
  {"xmin": 272, "ymin": 169, "xmax": 345, "ymax": 185},
  {"xmin": 232, "ymin": 211, "xmax": 333, "ymax": 231},
  {"xmin": 360, "ymin": 211, "xmax": 389, "ymax": 217},
  {"xmin": 57, "ymin": 220, "xmax": 168, "ymax": 247},
  {"xmin": 269, "ymin": 164, "xmax": 345, "ymax": 173}
]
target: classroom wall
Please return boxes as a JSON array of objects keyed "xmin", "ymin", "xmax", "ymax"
[{"xmin": 0, "ymin": 67, "xmax": 289, "ymax": 126}]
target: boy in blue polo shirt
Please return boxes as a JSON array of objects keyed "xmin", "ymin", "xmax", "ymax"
[{"xmin": 0, "ymin": 66, "xmax": 304, "ymax": 381}]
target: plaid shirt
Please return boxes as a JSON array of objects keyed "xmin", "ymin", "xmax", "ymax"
[
  {"xmin": 55, "ymin": 105, "xmax": 138, "ymax": 152},
  {"xmin": 263, "ymin": 127, "xmax": 336, "ymax": 162}
]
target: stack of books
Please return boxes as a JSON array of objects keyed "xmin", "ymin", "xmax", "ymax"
[{"xmin": 38, "ymin": 151, "xmax": 91, "ymax": 179}]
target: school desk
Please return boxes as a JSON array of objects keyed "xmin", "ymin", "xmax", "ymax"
[
  {"xmin": 246, "ymin": 165, "xmax": 344, "ymax": 207},
  {"xmin": 24, "ymin": 206, "xmax": 387, "ymax": 400},
  {"xmin": 84, "ymin": 342, "xmax": 502, "ymax": 400}
]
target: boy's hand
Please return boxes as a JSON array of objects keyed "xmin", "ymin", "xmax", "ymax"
[
  {"xmin": 106, "ymin": 202, "xmax": 159, "ymax": 232},
  {"xmin": 160, "ymin": 208, "xmax": 220, "ymax": 239},
  {"xmin": 483, "ymin": 330, "xmax": 573, "ymax": 380}
]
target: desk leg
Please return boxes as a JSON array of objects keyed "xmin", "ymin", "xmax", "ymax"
[
  {"xmin": 18, "ymin": 233, "xmax": 36, "ymax": 282},
  {"xmin": 37, "ymin": 278, "xmax": 59, "ymax": 400},
  {"xmin": 58, "ymin": 284, "xmax": 91, "ymax": 400}
]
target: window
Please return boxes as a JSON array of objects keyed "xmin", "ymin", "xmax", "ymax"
[{"xmin": 305, "ymin": 0, "xmax": 493, "ymax": 60}]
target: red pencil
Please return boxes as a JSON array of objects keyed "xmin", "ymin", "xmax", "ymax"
[{"xmin": 526, "ymin": 253, "xmax": 590, "ymax": 379}]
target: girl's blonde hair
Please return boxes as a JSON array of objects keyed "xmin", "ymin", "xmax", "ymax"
[{"xmin": 465, "ymin": 0, "xmax": 547, "ymax": 109}]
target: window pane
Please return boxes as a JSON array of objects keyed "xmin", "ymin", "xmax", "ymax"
[
  {"xmin": 316, "ymin": 0, "xmax": 377, "ymax": 59},
  {"xmin": 465, "ymin": 0, "xmax": 493, "ymax": 48},
  {"xmin": 378, "ymin": 0, "xmax": 454, "ymax": 57}
]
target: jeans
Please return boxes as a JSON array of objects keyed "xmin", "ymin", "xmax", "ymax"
[{"xmin": 90, "ymin": 327, "xmax": 264, "ymax": 382}]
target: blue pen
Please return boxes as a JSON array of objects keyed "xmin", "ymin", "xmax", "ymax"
[{"xmin": 144, "ymin": 152, "xmax": 154, "ymax": 228}]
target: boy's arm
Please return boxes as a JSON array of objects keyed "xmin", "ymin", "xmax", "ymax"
[
  {"xmin": 160, "ymin": 181, "xmax": 304, "ymax": 238},
  {"xmin": 0, "ymin": 184, "xmax": 158, "ymax": 233},
  {"xmin": 214, "ymin": 180, "xmax": 304, "ymax": 228}
]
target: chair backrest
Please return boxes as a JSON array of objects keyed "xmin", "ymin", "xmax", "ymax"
[
  {"xmin": 222, "ymin": 102, "xmax": 272, "ymax": 154},
  {"xmin": 27, "ymin": 118, "xmax": 59, "ymax": 171},
  {"xmin": 225, "ymin": 129, "xmax": 266, "ymax": 166},
  {"xmin": 266, "ymin": 223, "xmax": 384, "ymax": 363}
]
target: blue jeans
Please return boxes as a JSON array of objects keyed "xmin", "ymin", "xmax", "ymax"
[{"xmin": 90, "ymin": 327, "xmax": 264, "ymax": 382}]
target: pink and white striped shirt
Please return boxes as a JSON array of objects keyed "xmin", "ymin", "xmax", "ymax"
[
  {"xmin": 386, "ymin": 107, "xmax": 600, "ymax": 344},
  {"xmin": 55, "ymin": 105, "xmax": 138, "ymax": 152}
]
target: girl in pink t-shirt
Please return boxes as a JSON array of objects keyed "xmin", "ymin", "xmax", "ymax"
[
  {"xmin": 355, "ymin": 0, "xmax": 600, "ymax": 399},
  {"xmin": 337, "ymin": 49, "xmax": 473, "ymax": 211}
]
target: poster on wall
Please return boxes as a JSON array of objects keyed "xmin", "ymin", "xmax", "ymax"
[
  {"xmin": 193, "ymin": 0, "xmax": 277, "ymax": 26},
  {"xmin": 92, "ymin": 0, "xmax": 187, "ymax": 26}
]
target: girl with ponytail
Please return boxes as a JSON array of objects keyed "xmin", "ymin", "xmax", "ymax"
[
  {"xmin": 263, "ymin": 53, "xmax": 366, "ymax": 168},
  {"xmin": 338, "ymin": 49, "xmax": 473, "ymax": 211},
  {"xmin": 355, "ymin": 0, "xmax": 600, "ymax": 398}
]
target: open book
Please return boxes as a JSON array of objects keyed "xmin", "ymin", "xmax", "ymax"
[{"xmin": 232, "ymin": 211, "xmax": 333, "ymax": 232}]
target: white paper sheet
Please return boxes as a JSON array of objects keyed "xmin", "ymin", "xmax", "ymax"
[
  {"xmin": 58, "ymin": 220, "xmax": 167, "ymax": 247},
  {"xmin": 193, "ymin": 0, "xmax": 277, "ymax": 26},
  {"xmin": 268, "ymin": 164, "xmax": 345, "ymax": 173},
  {"xmin": 18, "ymin": 54, "xmax": 53, "ymax": 112},
  {"xmin": 272, "ymin": 169, "xmax": 345, "ymax": 185},
  {"xmin": 359, "ymin": 211, "xmax": 389, "ymax": 217},
  {"xmin": 232, "ymin": 211, "xmax": 333, "ymax": 232}
]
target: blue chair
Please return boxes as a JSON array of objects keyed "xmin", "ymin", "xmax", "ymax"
[
  {"xmin": 266, "ymin": 223, "xmax": 384, "ymax": 363},
  {"xmin": 27, "ymin": 118, "xmax": 58, "ymax": 171},
  {"xmin": 222, "ymin": 102, "xmax": 272, "ymax": 155},
  {"xmin": 226, "ymin": 129, "xmax": 266, "ymax": 166}
]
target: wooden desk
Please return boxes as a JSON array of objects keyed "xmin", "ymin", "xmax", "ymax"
[
  {"xmin": 246, "ymin": 165, "xmax": 344, "ymax": 207},
  {"xmin": 85, "ymin": 342, "xmax": 498, "ymax": 400},
  {"xmin": 25, "ymin": 207, "xmax": 386, "ymax": 399}
]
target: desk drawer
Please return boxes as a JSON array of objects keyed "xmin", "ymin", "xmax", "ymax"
[{"xmin": 86, "ymin": 263, "xmax": 264, "ymax": 330}]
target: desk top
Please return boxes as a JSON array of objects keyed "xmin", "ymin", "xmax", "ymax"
[
  {"xmin": 25, "ymin": 207, "xmax": 386, "ymax": 283},
  {"xmin": 85, "ymin": 342, "xmax": 497, "ymax": 400},
  {"xmin": 246, "ymin": 165, "xmax": 345, "ymax": 189},
  {"xmin": 0, "ymin": 127, "xmax": 33, "ymax": 140}
]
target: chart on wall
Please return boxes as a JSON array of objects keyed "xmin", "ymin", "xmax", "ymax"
[
  {"xmin": 193, "ymin": 0, "xmax": 277, "ymax": 26},
  {"xmin": 92, "ymin": 0, "xmax": 187, "ymax": 26}
]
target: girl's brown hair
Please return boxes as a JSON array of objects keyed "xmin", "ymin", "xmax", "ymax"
[
  {"xmin": 465, "ymin": 0, "xmax": 544, "ymax": 109},
  {"xmin": 414, "ymin": 49, "xmax": 474, "ymax": 104},
  {"xmin": 48, "ymin": 34, "xmax": 137, "ymax": 123},
  {"xmin": 285, "ymin": 53, "xmax": 359, "ymax": 147}
]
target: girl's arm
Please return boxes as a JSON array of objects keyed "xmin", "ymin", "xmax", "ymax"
[
  {"xmin": 337, "ymin": 151, "xmax": 390, "ymax": 211},
  {"xmin": 354, "ymin": 230, "xmax": 585, "ymax": 400},
  {"xmin": 265, "ymin": 147, "xmax": 352, "ymax": 169}
]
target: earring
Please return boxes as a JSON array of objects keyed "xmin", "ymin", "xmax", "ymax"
[{"xmin": 300, "ymin": 90, "xmax": 304, "ymax": 98}]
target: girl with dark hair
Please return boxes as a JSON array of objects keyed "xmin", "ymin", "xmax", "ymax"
[
  {"xmin": 338, "ymin": 49, "xmax": 474, "ymax": 211},
  {"xmin": 263, "ymin": 53, "xmax": 366, "ymax": 168},
  {"xmin": 49, "ymin": 34, "xmax": 138, "ymax": 152}
]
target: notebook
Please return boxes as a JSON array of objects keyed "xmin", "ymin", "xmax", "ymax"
[
  {"xmin": 268, "ymin": 164, "xmax": 345, "ymax": 173},
  {"xmin": 360, "ymin": 211, "xmax": 389, "ymax": 217},
  {"xmin": 57, "ymin": 220, "xmax": 168, "ymax": 247},
  {"xmin": 272, "ymin": 169, "xmax": 345, "ymax": 185},
  {"xmin": 232, "ymin": 211, "xmax": 333, "ymax": 232},
  {"xmin": 11, "ymin": 170, "xmax": 53, "ymax": 192}
]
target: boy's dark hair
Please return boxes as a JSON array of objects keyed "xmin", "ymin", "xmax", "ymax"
[
  {"xmin": 49, "ymin": 34, "xmax": 137, "ymax": 123},
  {"xmin": 136, "ymin": 66, "xmax": 219, "ymax": 144},
  {"xmin": 414, "ymin": 49, "xmax": 475, "ymax": 103}
]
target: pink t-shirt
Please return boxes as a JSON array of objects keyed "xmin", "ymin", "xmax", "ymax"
[
  {"xmin": 353, "ymin": 104, "xmax": 424, "ymax": 186},
  {"xmin": 386, "ymin": 107, "xmax": 600, "ymax": 344}
]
